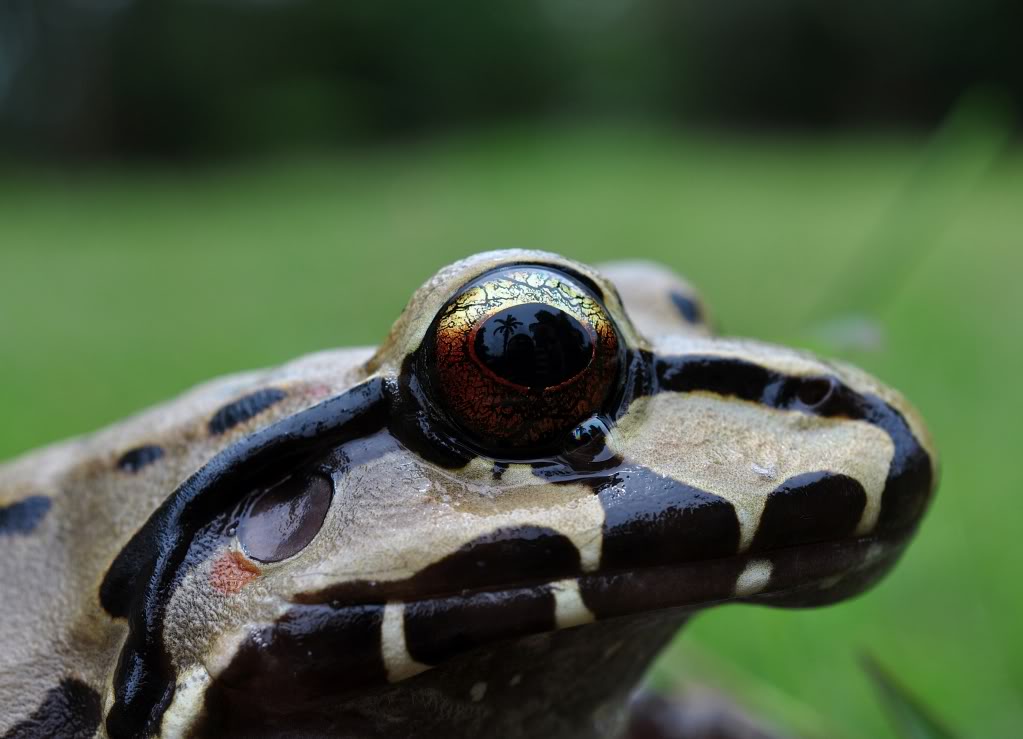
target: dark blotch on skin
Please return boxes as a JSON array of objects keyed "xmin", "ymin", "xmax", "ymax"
[
  {"xmin": 0, "ymin": 496, "xmax": 51, "ymax": 536},
  {"xmin": 580, "ymin": 553, "xmax": 748, "ymax": 620},
  {"xmin": 208, "ymin": 388, "xmax": 287, "ymax": 435},
  {"xmin": 669, "ymin": 291, "xmax": 703, "ymax": 324},
  {"xmin": 2, "ymin": 678, "xmax": 102, "ymax": 739},
  {"xmin": 198, "ymin": 604, "xmax": 387, "ymax": 732},
  {"xmin": 117, "ymin": 444, "xmax": 165, "ymax": 473},
  {"xmin": 656, "ymin": 355, "xmax": 775, "ymax": 403},
  {"xmin": 409, "ymin": 525, "xmax": 581, "ymax": 597},
  {"xmin": 750, "ymin": 472, "xmax": 867, "ymax": 552},
  {"xmin": 404, "ymin": 585, "xmax": 559, "ymax": 666},
  {"xmin": 594, "ymin": 465, "xmax": 741, "ymax": 570},
  {"xmin": 751, "ymin": 536, "xmax": 905, "ymax": 609},
  {"xmin": 294, "ymin": 526, "xmax": 582, "ymax": 606},
  {"xmin": 261, "ymin": 527, "xmax": 580, "ymax": 695}
]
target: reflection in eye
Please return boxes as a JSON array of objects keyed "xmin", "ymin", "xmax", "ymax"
[
  {"xmin": 237, "ymin": 473, "xmax": 333, "ymax": 563},
  {"xmin": 473, "ymin": 304, "xmax": 595, "ymax": 389}
]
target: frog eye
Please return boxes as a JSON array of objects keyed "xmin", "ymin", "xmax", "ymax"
[
  {"xmin": 424, "ymin": 265, "xmax": 622, "ymax": 453},
  {"xmin": 236, "ymin": 472, "xmax": 333, "ymax": 563}
]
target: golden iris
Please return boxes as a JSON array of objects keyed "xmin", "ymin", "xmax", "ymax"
[{"xmin": 426, "ymin": 266, "xmax": 621, "ymax": 453}]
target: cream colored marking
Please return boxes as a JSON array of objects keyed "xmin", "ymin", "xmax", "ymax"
[
  {"xmin": 551, "ymin": 578, "xmax": 596, "ymax": 629},
  {"xmin": 296, "ymin": 447, "xmax": 608, "ymax": 595},
  {"xmin": 652, "ymin": 333, "xmax": 936, "ymax": 505},
  {"xmin": 470, "ymin": 681, "xmax": 488, "ymax": 702},
  {"xmin": 159, "ymin": 665, "xmax": 211, "ymax": 739},
  {"xmin": 734, "ymin": 559, "xmax": 773, "ymax": 597},
  {"xmin": 830, "ymin": 357, "xmax": 939, "ymax": 465},
  {"xmin": 382, "ymin": 602, "xmax": 431, "ymax": 682},
  {"xmin": 428, "ymin": 459, "xmax": 604, "ymax": 571},
  {"xmin": 651, "ymin": 333, "xmax": 935, "ymax": 461},
  {"xmin": 864, "ymin": 542, "xmax": 887, "ymax": 567},
  {"xmin": 856, "ymin": 492, "xmax": 885, "ymax": 537},
  {"xmin": 573, "ymin": 529, "xmax": 603, "ymax": 573},
  {"xmin": 617, "ymin": 393, "xmax": 893, "ymax": 550},
  {"xmin": 509, "ymin": 673, "xmax": 522, "ymax": 687}
]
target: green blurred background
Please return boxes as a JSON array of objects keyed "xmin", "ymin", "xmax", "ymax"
[{"xmin": 1, "ymin": 2, "xmax": 1021, "ymax": 737}]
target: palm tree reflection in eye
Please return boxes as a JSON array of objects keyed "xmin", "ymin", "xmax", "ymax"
[
  {"xmin": 494, "ymin": 314, "xmax": 522, "ymax": 354},
  {"xmin": 473, "ymin": 305, "xmax": 592, "ymax": 388}
]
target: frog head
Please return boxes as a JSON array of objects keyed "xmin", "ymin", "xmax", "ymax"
[{"xmin": 99, "ymin": 250, "xmax": 936, "ymax": 737}]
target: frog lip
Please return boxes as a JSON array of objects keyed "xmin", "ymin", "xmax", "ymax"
[
  {"xmin": 572, "ymin": 529, "xmax": 915, "ymax": 619},
  {"xmin": 291, "ymin": 526, "xmax": 916, "ymax": 616},
  {"xmin": 213, "ymin": 530, "xmax": 913, "ymax": 710}
]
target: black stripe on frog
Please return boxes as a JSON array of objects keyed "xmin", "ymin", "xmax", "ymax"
[
  {"xmin": 572, "ymin": 467, "xmax": 876, "ymax": 619},
  {"xmin": 101, "ymin": 379, "xmax": 390, "ymax": 739},
  {"xmin": 117, "ymin": 444, "xmax": 165, "ymax": 473},
  {"xmin": 199, "ymin": 525, "xmax": 580, "ymax": 722},
  {"xmin": 398, "ymin": 526, "xmax": 580, "ymax": 666},
  {"xmin": 1, "ymin": 678, "xmax": 101, "ymax": 739},
  {"xmin": 208, "ymin": 387, "xmax": 288, "ymax": 435},
  {"xmin": 669, "ymin": 290, "xmax": 704, "ymax": 325},
  {"xmin": 650, "ymin": 353, "xmax": 933, "ymax": 534},
  {"xmin": 197, "ymin": 604, "xmax": 388, "ymax": 736},
  {"xmin": 291, "ymin": 525, "xmax": 582, "ymax": 610},
  {"xmin": 589, "ymin": 465, "xmax": 741, "ymax": 570},
  {"xmin": 404, "ymin": 584, "xmax": 561, "ymax": 667},
  {"xmin": 749, "ymin": 471, "xmax": 867, "ymax": 552},
  {"xmin": 0, "ymin": 495, "xmax": 51, "ymax": 536}
]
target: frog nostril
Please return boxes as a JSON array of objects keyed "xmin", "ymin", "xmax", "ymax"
[{"xmin": 796, "ymin": 377, "xmax": 837, "ymax": 408}]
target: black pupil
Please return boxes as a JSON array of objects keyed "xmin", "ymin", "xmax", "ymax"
[{"xmin": 473, "ymin": 304, "xmax": 593, "ymax": 388}]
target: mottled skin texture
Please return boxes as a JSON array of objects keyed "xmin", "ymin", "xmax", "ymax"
[{"xmin": 0, "ymin": 251, "xmax": 937, "ymax": 738}]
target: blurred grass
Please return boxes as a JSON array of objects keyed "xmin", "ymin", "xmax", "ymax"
[{"xmin": 1, "ymin": 126, "xmax": 1021, "ymax": 737}]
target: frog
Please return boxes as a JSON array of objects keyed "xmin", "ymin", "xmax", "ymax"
[{"xmin": 0, "ymin": 250, "xmax": 936, "ymax": 739}]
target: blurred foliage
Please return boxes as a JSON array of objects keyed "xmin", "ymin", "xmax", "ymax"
[
  {"xmin": 1, "ymin": 1, "xmax": 1020, "ymax": 734},
  {"xmin": 862, "ymin": 654, "xmax": 957, "ymax": 739},
  {"xmin": 1, "ymin": 124, "xmax": 1021, "ymax": 736},
  {"xmin": 1, "ymin": 0, "xmax": 1021, "ymax": 159}
]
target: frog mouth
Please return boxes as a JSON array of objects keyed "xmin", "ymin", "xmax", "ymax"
[
  {"xmin": 341, "ymin": 529, "xmax": 911, "ymax": 670},
  {"xmin": 292, "ymin": 524, "xmax": 912, "ymax": 635},
  {"xmin": 205, "ymin": 526, "xmax": 913, "ymax": 719}
]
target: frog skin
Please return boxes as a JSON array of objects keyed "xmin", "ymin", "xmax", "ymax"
[{"xmin": 0, "ymin": 250, "xmax": 937, "ymax": 739}]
